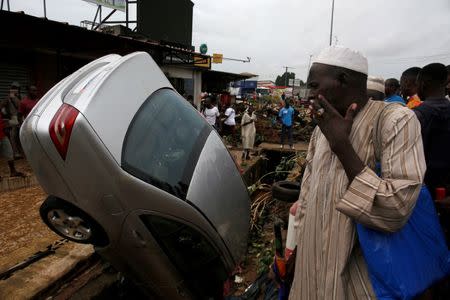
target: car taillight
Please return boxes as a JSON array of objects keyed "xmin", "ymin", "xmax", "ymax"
[{"xmin": 49, "ymin": 104, "xmax": 79, "ymax": 160}]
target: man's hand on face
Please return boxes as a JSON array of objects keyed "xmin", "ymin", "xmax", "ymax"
[{"xmin": 310, "ymin": 94, "xmax": 358, "ymax": 151}]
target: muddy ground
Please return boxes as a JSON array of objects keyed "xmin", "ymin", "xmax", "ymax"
[{"xmin": 0, "ymin": 185, "xmax": 59, "ymax": 273}]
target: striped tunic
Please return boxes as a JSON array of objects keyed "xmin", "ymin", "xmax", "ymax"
[{"xmin": 290, "ymin": 100, "xmax": 426, "ymax": 300}]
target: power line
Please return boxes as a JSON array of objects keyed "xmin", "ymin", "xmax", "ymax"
[{"xmin": 371, "ymin": 52, "xmax": 450, "ymax": 64}]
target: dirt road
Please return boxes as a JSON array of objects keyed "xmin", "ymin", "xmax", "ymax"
[{"xmin": 0, "ymin": 186, "xmax": 60, "ymax": 272}]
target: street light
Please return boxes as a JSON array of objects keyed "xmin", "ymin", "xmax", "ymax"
[{"xmin": 329, "ymin": 0, "xmax": 335, "ymax": 46}]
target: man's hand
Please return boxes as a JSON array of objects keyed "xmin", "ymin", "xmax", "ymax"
[
  {"xmin": 310, "ymin": 95, "xmax": 357, "ymax": 151},
  {"xmin": 310, "ymin": 95, "xmax": 365, "ymax": 182}
]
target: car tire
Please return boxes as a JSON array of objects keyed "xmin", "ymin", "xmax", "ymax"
[
  {"xmin": 40, "ymin": 196, "xmax": 109, "ymax": 247},
  {"xmin": 272, "ymin": 181, "xmax": 301, "ymax": 203}
]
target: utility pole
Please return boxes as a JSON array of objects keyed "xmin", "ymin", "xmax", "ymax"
[
  {"xmin": 329, "ymin": 0, "xmax": 335, "ymax": 46},
  {"xmin": 43, "ymin": 0, "xmax": 47, "ymax": 18},
  {"xmin": 1, "ymin": 0, "xmax": 11, "ymax": 11}
]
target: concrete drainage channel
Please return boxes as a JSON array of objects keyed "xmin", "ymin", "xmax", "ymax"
[{"xmin": 1, "ymin": 147, "xmax": 302, "ymax": 299}]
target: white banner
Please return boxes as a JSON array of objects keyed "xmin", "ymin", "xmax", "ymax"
[
  {"xmin": 288, "ymin": 78, "xmax": 301, "ymax": 87},
  {"xmin": 83, "ymin": 0, "xmax": 126, "ymax": 12}
]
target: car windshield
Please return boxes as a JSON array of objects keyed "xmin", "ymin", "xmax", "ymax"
[{"xmin": 122, "ymin": 88, "xmax": 210, "ymax": 199}]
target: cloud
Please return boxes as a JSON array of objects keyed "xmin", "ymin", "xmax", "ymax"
[{"xmin": 7, "ymin": 0, "xmax": 450, "ymax": 80}]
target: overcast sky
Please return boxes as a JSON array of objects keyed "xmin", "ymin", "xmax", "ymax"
[{"xmin": 8, "ymin": 0, "xmax": 450, "ymax": 81}]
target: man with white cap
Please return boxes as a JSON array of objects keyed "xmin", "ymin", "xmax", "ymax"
[
  {"xmin": 367, "ymin": 76, "xmax": 385, "ymax": 100},
  {"xmin": 288, "ymin": 46, "xmax": 425, "ymax": 299}
]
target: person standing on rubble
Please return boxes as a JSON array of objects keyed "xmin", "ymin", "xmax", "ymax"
[
  {"xmin": 0, "ymin": 113, "xmax": 24, "ymax": 179},
  {"xmin": 222, "ymin": 103, "xmax": 236, "ymax": 137},
  {"xmin": 278, "ymin": 99, "xmax": 295, "ymax": 149},
  {"xmin": 241, "ymin": 105, "xmax": 256, "ymax": 160},
  {"xmin": 0, "ymin": 82, "xmax": 23, "ymax": 159}
]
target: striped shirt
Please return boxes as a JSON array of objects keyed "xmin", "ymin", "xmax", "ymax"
[{"xmin": 290, "ymin": 100, "xmax": 426, "ymax": 300}]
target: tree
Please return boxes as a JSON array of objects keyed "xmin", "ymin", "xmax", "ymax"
[{"xmin": 275, "ymin": 72, "xmax": 296, "ymax": 86}]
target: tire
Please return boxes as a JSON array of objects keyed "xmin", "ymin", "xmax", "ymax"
[
  {"xmin": 40, "ymin": 196, "xmax": 109, "ymax": 247},
  {"xmin": 272, "ymin": 181, "xmax": 301, "ymax": 203}
]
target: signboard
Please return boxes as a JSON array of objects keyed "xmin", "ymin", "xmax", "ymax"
[
  {"xmin": 83, "ymin": 0, "xmax": 126, "ymax": 12},
  {"xmin": 288, "ymin": 78, "xmax": 301, "ymax": 87},
  {"xmin": 194, "ymin": 55, "xmax": 211, "ymax": 69},
  {"xmin": 199, "ymin": 43, "xmax": 208, "ymax": 54},
  {"xmin": 212, "ymin": 53, "xmax": 223, "ymax": 64},
  {"xmin": 233, "ymin": 80, "xmax": 257, "ymax": 88}
]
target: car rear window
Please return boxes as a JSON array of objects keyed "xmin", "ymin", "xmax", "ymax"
[{"xmin": 122, "ymin": 88, "xmax": 210, "ymax": 199}]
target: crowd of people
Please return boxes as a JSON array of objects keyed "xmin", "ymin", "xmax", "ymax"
[
  {"xmin": 0, "ymin": 82, "xmax": 40, "ymax": 179},
  {"xmin": 195, "ymin": 57, "xmax": 450, "ymax": 298},
  {"xmin": 365, "ymin": 62, "xmax": 450, "ymax": 201},
  {"xmin": 198, "ymin": 95, "xmax": 258, "ymax": 161},
  {"xmin": 198, "ymin": 92, "xmax": 308, "ymax": 162}
]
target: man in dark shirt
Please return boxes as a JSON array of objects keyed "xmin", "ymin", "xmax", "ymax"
[
  {"xmin": 416, "ymin": 65, "xmax": 450, "ymax": 296},
  {"xmin": 414, "ymin": 63, "xmax": 450, "ymax": 199},
  {"xmin": 19, "ymin": 85, "xmax": 39, "ymax": 119}
]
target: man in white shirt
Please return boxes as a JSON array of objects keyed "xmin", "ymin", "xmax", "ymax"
[
  {"xmin": 222, "ymin": 104, "xmax": 236, "ymax": 136},
  {"xmin": 203, "ymin": 97, "xmax": 220, "ymax": 129}
]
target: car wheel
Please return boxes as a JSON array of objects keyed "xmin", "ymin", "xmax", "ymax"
[
  {"xmin": 40, "ymin": 196, "xmax": 109, "ymax": 247},
  {"xmin": 272, "ymin": 180, "xmax": 301, "ymax": 203}
]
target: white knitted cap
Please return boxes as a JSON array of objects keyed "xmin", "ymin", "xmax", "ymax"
[
  {"xmin": 367, "ymin": 76, "xmax": 385, "ymax": 93},
  {"xmin": 312, "ymin": 46, "xmax": 368, "ymax": 75}
]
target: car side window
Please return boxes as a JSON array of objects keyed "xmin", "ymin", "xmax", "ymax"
[{"xmin": 122, "ymin": 88, "xmax": 210, "ymax": 199}]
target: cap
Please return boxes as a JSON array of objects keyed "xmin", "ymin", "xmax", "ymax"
[
  {"xmin": 367, "ymin": 76, "xmax": 385, "ymax": 93},
  {"xmin": 312, "ymin": 46, "xmax": 368, "ymax": 75}
]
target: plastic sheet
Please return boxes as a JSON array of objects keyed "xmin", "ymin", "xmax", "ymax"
[{"xmin": 357, "ymin": 185, "xmax": 450, "ymax": 299}]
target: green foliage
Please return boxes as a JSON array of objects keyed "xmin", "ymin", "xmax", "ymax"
[
  {"xmin": 257, "ymin": 246, "xmax": 274, "ymax": 275},
  {"xmin": 248, "ymin": 235, "xmax": 275, "ymax": 275},
  {"xmin": 274, "ymin": 155, "xmax": 297, "ymax": 181},
  {"xmin": 275, "ymin": 72, "xmax": 296, "ymax": 86}
]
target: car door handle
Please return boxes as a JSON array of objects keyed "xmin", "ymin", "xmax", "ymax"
[{"xmin": 132, "ymin": 230, "xmax": 147, "ymax": 247}]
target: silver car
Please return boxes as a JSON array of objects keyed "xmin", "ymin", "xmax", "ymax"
[{"xmin": 20, "ymin": 52, "xmax": 250, "ymax": 299}]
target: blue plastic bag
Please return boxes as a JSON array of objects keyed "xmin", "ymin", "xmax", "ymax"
[{"xmin": 357, "ymin": 185, "xmax": 450, "ymax": 300}]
